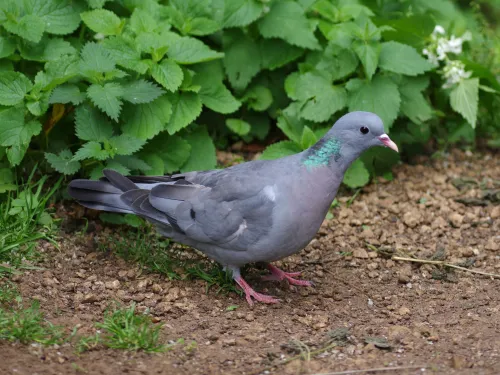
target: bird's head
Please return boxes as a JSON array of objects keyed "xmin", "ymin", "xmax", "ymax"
[
  {"xmin": 329, "ymin": 111, "xmax": 399, "ymax": 154},
  {"xmin": 301, "ymin": 111, "xmax": 399, "ymax": 171}
]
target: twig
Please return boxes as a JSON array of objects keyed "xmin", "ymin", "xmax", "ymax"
[
  {"xmin": 310, "ymin": 365, "xmax": 427, "ymax": 375},
  {"xmin": 392, "ymin": 256, "xmax": 500, "ymax": 279}
]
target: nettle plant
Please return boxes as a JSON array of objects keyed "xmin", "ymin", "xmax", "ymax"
[{"xmin": 0, "ymin": 0, "xmax": 497, "ymax": 190}]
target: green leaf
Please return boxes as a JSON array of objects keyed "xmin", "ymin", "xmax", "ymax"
[
  {"xmin": 0, "ymin": 72, "xmax": 33, "ymax": 106},
  {"xmin": 26, "ymin": 0, "xmax": 82, "ymax": 35},
  {"xmin": 226, "ymin": 119, "xmax": 251, "ymax": 136},
  {"xmin": 3, "ymin": 14, "xmax": 45, "ymax": 43},
  {"xmin": 0, "ymin": 36, "xmax": 16, "ymax": 58},
  {"xmin": 89, "ymin": 164, "xmax": 105, "ymax": 179},
  {"xmin": 7, "ymin": 143, "xmax": 29, "ymax": 166},
  {"xmin": 121, "ymin": 80, "xmax": 164, "ymax": 104},
  {"xmin": 38, "ymin": 55, "xmax": 80, "ymax": 90},
  {"xmin": 87, "ymin": 0, "xmax": 109, "ymax": 8},
  {"xmin": 260, "ymin": 140, "xmax": 302, "ymax": 160},
  {"xmin": 49, "ymin": 84, "xmax": 85, "ymax": 105},
  {"xmin": 81, "ymin": 9, "xmax": 122, "ymax": 36},
  {"xmin": 45, "ymin": 149, "xmax": 81, "ymax": 174},
  {"xmin": 399, "ymin": 76, "xmax": 432, "ymax": 123},
  {"xmin": 154, "ymin": 134, "xmax": 191, "ymax": 173},
  {"xmin": 168, "ymin": 37, "xmax": 224, "ymax": 65},
  {"xmin": 151, "ymin": 59, "xmax": 184, "ymax": 92},
  {"xmin": 276, "ymin": 102, "xmax": 313, "ymax": 144},
  {"xmin": 198, "ymin": 83, "xmax": 241, "ymax": 114},
  {"xmin": 260, "ymin": 39, "xmax": 303, "ymax": 70},
  {"xmin": 311, "ymin": 0, "xmax": 337, "ymax": 22},
  {"xmin": 135, "ymin": 31, "xmax": 169, "ymax": 57},
  {"xmin": 105, "ymin": 160, "xmax": 130, "ymax": 175},
  {"xmin": 313, "ymin": 43, "xmax": 358, "ymax": 81},
  {"xmin": 379, "ymin": 15, "xmax": 434, "ymax": 48},
  {"xmin": 113, "ymin": 155, "xmax": 151, "ymax": 172},
  {"xmin": 222, "ymin": 0, "xmax": 264, "ymax": 28},
  {"xmin": 108, "ymin": 134, "xmax": 145, "ymax": 155},
  {"xmin": 300, "ymin": 126, "xmax": 317, "ymax": 149},
  {"xmin": 338, "ymin": 4, "xmax": 373, "ymax": 20},
  {"xmin": 324, "ymin": 22, "xmax": 358, "ymax": 48},
  {"xmin": 166, "ymin": 92, "xmax": 202, "ymax": 134},
  {"xmin": 87, "ymin": 82, "xmax": 123, "ymax": 121},
  {"xmin": 180, "ymin": 126, "xmax": 216, "ymax": 172},
  {"xmin": 352, "ymin": 40, "xmax": 380, "ymax": 80},
  {"xmin": 26, "ymin": 93, "xmax": 50, "ymax": 117},
  {"xmin": 295, "ymin": 71, "xmax": 347, "ymax": 122},
  {"xmin": 42, "ymin": 38, "xmax": 77, "ymax": 61},
  {"xmin": 0, "ymin": 168, "xmax": 16, "ymax": 193},
  {"xmin": 0, "ymin": 108, "xmax": 41, "ymax": 146},
  {"xmin": 102, "ymin": 36, "xmax": 149, "ymax": 74},
  {"xmin": 343, "ymin": 159, "xmax": 370, "ymax": 188},
  {"xmin": 99, "ymin": 213, "xmax": 126, "ymax": 225},
  {"xmin": 242, "ymin": 85, "xmax": 273, "ymax": 112},
  {"xmin": 129, "ymin": 8, "xmax": 157, "ymax": 34},
  {"xmin": 75, "ymin": 104, "xmax": 114, "ymax": 142},
  {"xmin": 379, "ymin": 41, "xmax": 433, "ymax": 76},
  {"xmin": 122, "ymin": 95, "xmax": 172, "ymax": 140},
  {"xmin": 140, "ymin": 153, "xmax": 164, "ymax": 175},
  {"xmin": 190, "ymin": 61, "xmax": 240, "ymax": 114},
  {"xmin": 223, "ymin": 30, "xmax": 261, "ymax": 90},
  {"xmin": 450, "ymin": 78, "xmax": 479, "ymax": 128},
  {"xmin": 79, "ymin": 42, "xmax": 116, "ymax": 74},
  {"xmin": 258, "ymin": 1, "xmax": 320, "ymax": 50},
  {"xmin": 346, "ymin": 75, "xmax": 400, "ymax": 129},
  {"xmin": 124, "ymin": 214, "xmax": 143, "ymax": 227},
  {"xmin": 195, "ymin": 18, "xmax": 223, "ymax": 36},
  {"xmin": 73, "ymin": 141, "xmax": 110, "ymax": 161}
]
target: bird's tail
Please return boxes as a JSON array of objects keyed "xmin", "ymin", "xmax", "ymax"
[{"xmin": 67, "ymin": 169, "xmax": 140, "ymax": 214}]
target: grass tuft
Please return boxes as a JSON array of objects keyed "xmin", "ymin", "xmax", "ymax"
[
  {"xmin": 95, "ymin": 303, "xmax": 166, "ymax": 352},
  {"xmin": 0, "ymin": 168, "xmax": 61, "ymax": 275},
  {"xmin": 185, "ymin": 264, "xmax": 243, "ymax": 296},
  {"xmin": 0, "ymin": 300, "xmax": 65, "ymax": 345}
]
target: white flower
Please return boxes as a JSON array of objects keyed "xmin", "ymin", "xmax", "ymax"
[
  {"xmin": 433, "ymin": 25, "xmax": 446, "ymax": 36},
  {"xmin": 442, "ymin": 60, "xmax": 472, "ymax": 88},
  {"xmin": 423, "ymin": 26, "xmax": 473, "ymax": 66},
  {"xmin": 422, "ymin": 48, "xmax": 439, "ymax": 66}
]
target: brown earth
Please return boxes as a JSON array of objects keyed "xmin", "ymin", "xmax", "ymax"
[{"xmin": 1, "ymin": 149, "xmax": 499, "ymax": 375}]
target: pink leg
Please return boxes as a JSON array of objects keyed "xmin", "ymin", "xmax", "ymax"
[
  {"xmin": 262, "ymin": 264, "xmax": 313, "ymax": 287},
  {"xmin": 234, "ymin": 276, "xmax": 280, "ymax": 306}
]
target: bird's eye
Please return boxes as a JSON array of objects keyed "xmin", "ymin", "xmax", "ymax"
[{"xmin": 360, "ymin": 126, "xmax": 369, "ymax": 134}]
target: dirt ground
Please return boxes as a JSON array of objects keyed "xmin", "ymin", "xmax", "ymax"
[{"xmin": 1, "ymin": 149, "xmax": 499, "ymax": 375}]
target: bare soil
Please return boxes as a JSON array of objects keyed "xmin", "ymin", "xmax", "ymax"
[{"xmin": 1, "ymin": 149, "xmax": 499, "ymax": 375}]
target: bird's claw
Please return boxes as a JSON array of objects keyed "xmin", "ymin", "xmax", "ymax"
[
  {"xmin": 264, "ymin": 264, "xmax": 314, "ymax": 287},
  {"xmin": 234, "ymin": 276, "xmax": 280, "ymax": 306}
]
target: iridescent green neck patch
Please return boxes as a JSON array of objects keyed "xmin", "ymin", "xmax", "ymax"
[{"xmin": 302, "ymin": 137, "xmax": 341, "ymax": 168}]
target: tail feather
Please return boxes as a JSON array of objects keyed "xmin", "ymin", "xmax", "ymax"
[
  {"xmin": 69, "ymin": 179, "xmax": 122, "ymax": 194},
  {"xmin": 68, "ymin": 169, "xmax": 192, "ymax": 232},
  {"xmin": 102, "ymin": 169, "xmax": 138, "ymax": 191}
]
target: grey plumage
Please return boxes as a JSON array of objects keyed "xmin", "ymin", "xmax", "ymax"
[{"xmin": 68, "ymin": 111, "xmax": 399, "ymax": 304}]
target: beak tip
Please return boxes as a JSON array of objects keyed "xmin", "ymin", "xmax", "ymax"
[{"xmin": 378, "ymin": 134, "xmax": 399, "ymax": 153}]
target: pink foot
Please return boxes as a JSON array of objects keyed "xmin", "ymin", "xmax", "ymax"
[
  {"xmin": 262, "ymin": 264, "xmax": 313, "ymax": 287},
  {"xmin": 234, "ymin": 276, "xmax": 280, "ymax": 306}
]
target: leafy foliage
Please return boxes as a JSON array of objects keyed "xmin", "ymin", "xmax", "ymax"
[{"xmin": 0, "ymin": 0, "xmax": 497, "ymax": 187}]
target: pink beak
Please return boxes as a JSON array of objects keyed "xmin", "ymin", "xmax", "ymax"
[{"xmin": 378, "ymin": 134, "xmax": 399, "ymax": 153}]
